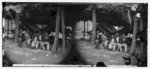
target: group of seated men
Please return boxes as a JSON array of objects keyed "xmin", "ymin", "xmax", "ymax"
[
  {"xmin": 19, "ymin": 29, "xmax": 71, "ymax": 51},
  {"xmin": 19, "ymin": 30, "xmax": 54, "ymax": 51},
  {"xmin": 95, "ymin": 31, "xmax": 131, "ymax": 53}
]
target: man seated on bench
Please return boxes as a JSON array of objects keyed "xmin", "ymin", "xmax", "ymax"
[
  {"xmin": 101, "ymin": 33, "xmax": 109, "ymax": 50},
  {"xmin": 35, "ymin": 33, "xmax": 43, "ymax": 50},
  {"xmin": 31, "ymin": 36, "xmax": 38, "ymax": 49},
  {"xmin": 24, "ymin": 31, "xmax": 32, "ymax": 48},
  {"xmin": 41, "ymin": 32, "xmax": 50, "ymax": 51},
  {"xmin": 35, "ymin": 32, "xmax": 50, "ymax": 51},
  {"xmin": 108, "ymin": 37, "xmax": 117, "ymax": 51},
  {"xmin": 116, "ymin": 35, "xmax": 127, "ymax": 53}
]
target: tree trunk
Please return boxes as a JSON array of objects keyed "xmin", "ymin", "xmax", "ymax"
[
  {"xmin": 140, "ymin": 18, "xmax": 144, "ymax": 57},
  {"xmin": 4, "ymin": 19, "xmax": 7, "ymax": 33},
  {"xmin": 9, "ymin": 20, "xmax": 12, "ymax": 30},
  {"xmin": 83, "ymin": 21, "xmax": 85, "ymax": 39},
  {"xmin": 11, "ymin": 20, "xmax": 12, "ymax": 30},
  {"xmin": 127, "ymin": 9, "xmax": 132, "ymax": 24},
  {"xmin": 92, "ymin": 6, "xmax": 96, "ymax": 45},
  {"xmin": 15, "ymin": 14, "xmax": 19, "ymax": 43},
  {"xmin": 52, "ymin": 7, "xmax": 61, "ymax": 54},
  {"xmin": 61, "ymin": 7, "xmax": 66, "ymax": 54},
  {"xmin": 87, "ymin": 21, "xmax": 88, "ymax": 32},
  {"xmin": 140, "ymin": 18, "xmax": 143, "ymax": 31},
  {"xmin": 130, "ymin": 16, "xmax": 138, "ymax": 55},
  {"xmin": 7, "ymin": 19, "xmax": 9, "ymax": 37},
  {"xmin": 8, "ymin": 20, "xmax": 11, "ymax": 37}
]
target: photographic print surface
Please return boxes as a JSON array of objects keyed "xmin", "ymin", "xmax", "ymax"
[{"xmin": 2, "ymin": 2, "xmax": 148, "ymax": 67}]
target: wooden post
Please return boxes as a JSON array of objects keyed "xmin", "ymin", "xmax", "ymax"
[
  {"xmin": 15, "ymin": 14, "xmax": 19, "ymax": 43},
  {"xmin": 130, "ymin": 15, "xmax": 138, "ymax": 55},
  {"xmin": 92, "ymin": 5, "xmax": 96, "ymax": 45},
  {"xmin": 61, "ymin": 7, "xmax": 66, "ymax": 54},
  {"xmin": 83, "ymin": 21, "xmax": 85, "ymax": 39},
  {"xmin": 52, "ymin": 7, "xmax": 61, "ymax": 53}
]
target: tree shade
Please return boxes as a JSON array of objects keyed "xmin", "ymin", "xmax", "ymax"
[{"xmin": 3, "ymin": 3, "xmax": 147, "ymax": 34}]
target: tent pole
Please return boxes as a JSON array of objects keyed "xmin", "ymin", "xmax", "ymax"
[
  {"xmin": 130, "ymin": 15, "xmax": 138, "ymax": 55},
  {"xmin": 52, "ymin": 7, "xmax": 61, "ymax": 54},
  {"xmin": 92, "ymin": 5, "xmax": 96, "ymax": 46},
  {"xmin": 61, "ymin": 7, "xmax": 66, "ymax": 54}
]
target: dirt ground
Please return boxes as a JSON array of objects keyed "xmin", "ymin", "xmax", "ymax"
[
  {"xmin": 3, "ymin": 39, "xmax": 68, "ymax": 64},
  {"xmin": 76, "ymin": 40, "xmax": 138, "ymax": 66},
  {"xmin": 3, "ymin": 39, "xmax": 138, "ymax": 66}
]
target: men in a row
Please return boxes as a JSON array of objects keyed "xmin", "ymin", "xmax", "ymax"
[
  {"xmin": 19, "ymin": 28, "xmax": 71, "ymax": 51},
  {"xmin": 109, "ymin": 34, "xmax": 128, "ymax": 53},
  {"xmin": 95, "ymin": 31, "xmax": 128, "ymax": 53},
  {"xmin": 34, "ymin": 32, "xmax": 50, "ymax": 51}
]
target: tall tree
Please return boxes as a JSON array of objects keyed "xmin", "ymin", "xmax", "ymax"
[
  {"xmin": 139, "ymin": 17, "xmax": 144, "ymax": 57},
  {"xmin": 127, "ymin": 9, "xmax": 132, "ymax": 24},
  {"xmin": 11, "ymin": 20, "xmax": 12, "ymax": 30},
  {"xmin": 130, "ymin": 15, "xmax": 138, "ymax": 55},
  {"xmin": 52, "ymin": 7, "xmax": 61, "ymax": 53},
  {"xmin": 92, "ymin": 5, "xmax": 96, "ymax": 45},
  {"xmin": 15, "ymin": 14, "xmax": 19, "ymax": 43},
  {"xmin": 87, "ymin": 21, "xmax": 88, "ymax": 32},
  {"xmin": 83, "ymin": 21, "xmax": 85, "ymax": 39},
  {"xmin": 61, "ymin": 7, "xmax": 66, "ymax": 54},
  {"xmin": 140, "ymin": 18, "xmax": 143, "ymax": 31},
  {"xmin": 7, "ymin": 19, "xmax": 9, "ymax": 37}
]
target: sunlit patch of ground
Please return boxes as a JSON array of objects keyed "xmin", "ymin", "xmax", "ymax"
[
  {"xmin": 3, "ymin": 39, "xmax": 68, "ymax": 64},
  {"xmin": 77, "ymin": 40, "xmax": 138, "ymax": 66}
]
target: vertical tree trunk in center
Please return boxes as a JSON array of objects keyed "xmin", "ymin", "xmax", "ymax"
[
  {"xmin": 15, "ymin": 14, "xmax": 19, "ymax": 43},
  {"xmin": 87, "ymin": 21, "xmax": 88, "ymax": 32},
  {"xmin": 7, "ymin": 19, "xmax": 9, "ymax": 37},
  {"xmin": 61, "ymin": 7, "xmax": 66, "ymax": 54},
  {"xmin": 92, "ymin": 6, "xmax": 96, "ymax": 45},
  {"xmin": 8, "ymin": 20, "xmax": 11, "ymax": 37},
  {"xmin": 52, "ymin": 7, "xmax": 61, "ymax": 54},
  {"xmin": 83, "ymin": 21, "xmax": 85, "ymax": 39},
  {"xmin": 11, "ymin": 20, "xmax": 12, "ymax": 30},
  {"xmin": 130, "ymin": 16, "xmax": 138, "ymax": 55}
]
